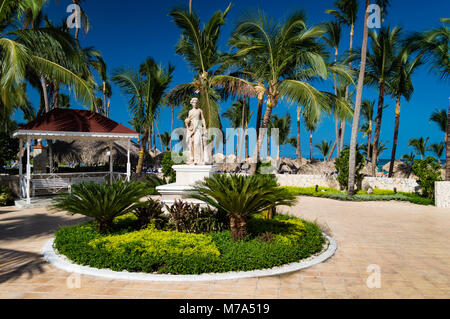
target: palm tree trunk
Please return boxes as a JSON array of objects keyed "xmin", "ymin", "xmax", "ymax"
[
  {"xmin": 348, "ymin": 0, "xmax": 370, "ymax": 195},
  {"xmin": 446, "ymin": 97, "xmax": 450, "ymax": 181},
  {"xmin": 388, "ymin": 95, "xmax": 402, "ymax": 177},
  {"xmin": 249, "ymin": 99, "xmax": 275, "ymax": 175},
  {"xmin": 170, "ymin": 106, "xmax": 174, "ymax": 151},
  {"xmin": 256, "ymin": 97, "xmax": 264, "ymax": 141},
  {"xmin": 367, "ymin": 122, "xmax": 372, "ymax": 163},
  {"xmin": 297, "ymin": 107, "xmax": 302, "ymax": 162},
  {"xmin": 371, "ymin": 82, "xmax": 386, "ymax": 176},
  {"xmin": 309, "ymin": 131, "xmax": 313, "ymax": 161},
  {"xmin": 189, "ymin": 0, "xmax": 193, "ymax": 13},
  {"xmin": 40, "ymin": 76, "xmax": 50, "ymax": 113},
  {"xmin": 239, "ymin": 100, "xmax": 245, "ymax": 162},
  {"xmin": 136, "ymin": 130, "xmax": 148, "ymax": 174},
  {"xmin": 155, "ymin": 120, "xmax": 163, "ymax": 153},
  {"xmin": 103, "ymin": 81, "xmax": 107, "ymax": 116}
]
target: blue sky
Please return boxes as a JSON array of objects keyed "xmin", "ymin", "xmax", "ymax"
[{"xmin": 18, "ymin": 0, "xmax": 450, "ymax": 159}]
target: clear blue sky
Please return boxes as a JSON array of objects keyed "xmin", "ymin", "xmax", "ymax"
[{"xmin": 18, "ymin": 0, "xmax": 450, "ymax": 159}]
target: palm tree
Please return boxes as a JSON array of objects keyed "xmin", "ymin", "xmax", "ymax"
[
  {"xmin": 158, "ymin": 132, "xmax": 171, "ymax": 152},
  {"xmin": 430, "ymin": 108, "xmax": 448, "ymax": 145},
  {"xmin": 347, "ymin": 0, "xmax": 371, "ymax": 195},
  {"xmin": 360, "ymin": 100, "xmax": 375, "ymax": 163},
  {"xmin": 326, "ymin": 0, "xmax": 358, "ymax": 152},
  {"xmin": 388, "ymin": 48, "xmax": 422, "ymax": 177},
  {"xmin": 315, "ymin": 141, "xmax": 332, "ymax": 162},
  {"xmin": 430, "ymin": 142, "xmax": 445, "ymax": 165},
  {"xmin": 0, "ymin": 0, "xmax": 95, "ymax": 112},
  {"xmin": 230, "ymin": 10, "xmax": 352, "ymax": 174},
  {"xmin": 323, "ymin": 21, "xmax": 342, "ymax": 157},
  {"xmin": 365, "ymin": 27, "xmax": 402, "ymax": 176},
  {"xmin": 270, "ymin": 114, "xmax": 292, "ymax": 160},
  {"xmin": 167, "ymin": 5, "xmax": 232, "ymax": 131},
  {"xmin": 304, "ymin": 116, "xmax": 319, "ymax": 162},
  {"xmin": 408, "ymin": 137, "xmax": 430, "ymax": 160},
  {"xmin": 112, "ymin": 58, "xmax": 174, "ymax": 173},
  {"xmin": 295, "ymin": 106, "xmax": 302, "ymax": 162},
  {"xmin": 402, "ymin": 153, "xmax": 416, "ymax": 166},
  {"xmin": 223, "ymin": 101, "xmax": 244, "ymax": 156}
]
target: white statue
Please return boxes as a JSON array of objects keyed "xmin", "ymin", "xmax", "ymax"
[{"xmin": 185, "ymin": 97, "xmax": 208, "ymax": 165}]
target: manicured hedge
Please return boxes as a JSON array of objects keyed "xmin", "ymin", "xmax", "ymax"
[
  {"xmin": 54, "ymin": 214, "xmax": 325, "ymax": 275},
  {"xmin": 283, "ymin": 186, "xmax": 434, "ymax": 206}
]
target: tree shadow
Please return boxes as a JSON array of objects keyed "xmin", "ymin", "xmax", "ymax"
[
  {"xmin": 0, "ymin": 248, "xmax": 47, "ymax": 284},
  {"xmin": 0, "ymin": 213, "xmax": 89, "ymax": 241}
]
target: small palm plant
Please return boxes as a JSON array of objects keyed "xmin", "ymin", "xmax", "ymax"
[
  {"xmin": 51, "ymin": 181, "xmax": 149, "ymax": 233},
  {"xmin": 315, "ymin": 141, "xmax": 332, "ymax": 162},
  {"xmin": 408, "ymin": 137, "xmax": 430, "ymax": 160},
  {"xmin": 188, "ymin": 174, "xmax": 297, "ymax": 241},
  {"xmin": 402, "ymin": 153, "xmax": 416, "ymax": 166}
]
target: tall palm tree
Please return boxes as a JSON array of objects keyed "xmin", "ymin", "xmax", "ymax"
[
  {"xmin": 430, "ymin": 142, "xmax": 444, "ymax": 165},
  {"xmin": 0, "ymin": 0, "xmax": 95, "ymax": 112},
  {"xmin": 168, "ymin": 5, "xmax": 232, "ymax": 131},
  {"xmin": 388, "ymin": 48, "xmax": 422, "ymax": 177},
  {"xmin": 230, "ymin": 10, "xmax": 353, "ymax": 174},
  {"xmin": 360, "ymin": 100, "xmax": 375, "ymax": 163},
  {"xmin": 304, "ymin": 117, "xmax": 319, "ymax": 162},
  {"xmin": 323, "ymin": 21, "xmax": 342, "ymax": 157},
  {"xmin": 223, "ymin": 101, "xmax": 244, "ymax": 156},
  {"xmin": 326, "ymin": 0, "xmax": 358, "ymax": 151},
  {"xmin": 158, "ymin": 132, "xmax": 171, "ymax": 152},
  {"xmin": 429, "ymin": 108, "xmax": 448, "ymax": 145},
  {"xmin": 347, "ymin": 0, "xmax": 371, "ymax": 195},
  {"xmin": 112, "ymin": 58, "xmax": 174, "ymax": 173},
  {"xmin": 315, "ymin": 141, "xmax": 332, "ymax": 162},
  {"xmin": 402, "ymin": 152, "xmax": 415, "ymax": 166},
  {"xmin": 296, "ymin": 106, "xmax": 302, "ymax": 162},
  {"xmin": 408, "ymin": 137, "xmax": 430, "ymax": 160}
]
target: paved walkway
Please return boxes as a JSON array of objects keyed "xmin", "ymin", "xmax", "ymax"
[{"xmin": 1, "ymin": 197, "xmax": 449, "ymax": 299}]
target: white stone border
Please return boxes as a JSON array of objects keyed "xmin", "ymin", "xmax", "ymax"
[{"xmin": 42, "ymin": 234, "xmax": 336, "ymax": 282}]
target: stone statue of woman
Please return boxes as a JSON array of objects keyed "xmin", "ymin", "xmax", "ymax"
[{"xmin": 185, "ymin": 97, "xmax": 208, "ymax": 165}]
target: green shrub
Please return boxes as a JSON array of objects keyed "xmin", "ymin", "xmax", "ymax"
[
  {"xmin": 51, "ymin": 181, "xmax": 149, "ymax": 233},
  {"xmin": 0, "ymin": 185, "xmax": 14, "ymax": 206},
  {"xmin": 166, "ymin": 200, "xmax": 228, "ymax": 234},
  {"xmin": 0, "ymin": 132, "xmax": 19, "ymax": 166},
  {"xmin": 54, "ymin": 214, "xmax": 325, "ymax": 275},
  {"xmin": 145, "ymin": 175, "xmax": 168, "ymax": 195},
  {"xmin": 412, "ymin": 157, "xmax": 442, "ymax": 199},
  {"xmin": 162, "ymin": 152, "xmax": 185, "ymax": 183},
  {"xmin": 335, "ymin": 148, "xmax": 365, "ymax": 190}
]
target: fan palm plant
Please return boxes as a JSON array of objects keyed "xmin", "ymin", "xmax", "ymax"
[
  {"xmin": 388, "ymin": 48, "xmax": 422, "ymax": 177},
  {"xmin": 229, "ymin": 10, "xmax": 353, "ymax": 174},
  {"xmin": 112, "ymin": 58, "xmax": 174, "ymax": 173},
  {"xmin": 430, "ymin": 142, "xmax": 445, "ymax": 165},
  {"xmin": 51, "ymin": 181, "xmax": 149, "ymax": 234},
  {"xmin": 409, "ymin": 137, "xmax": 430, "ymax": 160},
  {"xmin": 188, "ymin": 174, "xmax": 297, "ymax": 241},
  {"xmin": 315, "ymin": 141, "xmax": 332, "ymax": 162}
]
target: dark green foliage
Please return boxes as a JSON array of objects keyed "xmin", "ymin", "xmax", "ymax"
[
  {"xmin": 53, "ymin": 214, "xmax": 325, "ymax": 275},
  {"xmin": 51, "ymin": 181, "xmax": 149, "ymax": 234},
  {"xmin": 133, "ymin": 198, "xmax": 167, "ymax": 230},
  {"xmin": 0, "ymin": 133, "xmax": 19, "ymax": 166},
  {"xmin": 0, "ymin": 185, "xmax": 14, "ymax": 206},
  {"xmin": 166, "ymin": 200, "xmax": 229, "ymax": 234},
  {"xmin": 335, "ymin": 148, "xmax": 365, "ymax": 190},
  {"xmin": 412, "ymin": 157, "xmax": 442, "ymax": 199}
]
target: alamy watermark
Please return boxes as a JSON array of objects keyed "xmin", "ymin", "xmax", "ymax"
[
  {"xmin": 367, "ymin": 4, "xmax": 382, "ymax": 29},
  {"xmin": 366, "ymin": 264, "xmax": 382, "ymax": 289},
  {"xmin": 66, "ymin": 4, "xmax": 81, "ymax": 30}
]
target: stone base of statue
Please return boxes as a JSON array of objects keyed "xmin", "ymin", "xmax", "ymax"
[{"xmin": 156, "ymin": 165, "xmax": 217, "ymax": 208}]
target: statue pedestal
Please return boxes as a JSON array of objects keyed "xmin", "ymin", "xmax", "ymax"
[{"xmin": 156, "ymin": 165, "xmax": 217, "ymax": 207}]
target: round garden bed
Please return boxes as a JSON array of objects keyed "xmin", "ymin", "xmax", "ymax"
[{"xmin": 49, "ymin": 214, "xmax": 334, "ymax": 279}]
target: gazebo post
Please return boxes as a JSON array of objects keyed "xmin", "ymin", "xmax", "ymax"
[
  {"xmin": 19, "ymin": 139, "xmax": 23, "ymax": 198},
  {"xmin": 127, "ymin": 140, "xmax": 131, "ymax": 182},
  {"xmin": 26, "ymin": 137, "xmax": 31, "ymax": 205},
  {"xmin": 109, "ymin": 142, "xmax": 113, "ymax": 183}
]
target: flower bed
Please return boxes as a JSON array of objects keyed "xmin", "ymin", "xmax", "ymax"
[{"xmin": 54, "ymin": 214, "xmax": 325, "ymax": 275}]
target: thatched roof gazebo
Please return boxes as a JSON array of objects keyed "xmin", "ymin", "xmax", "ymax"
[{"xmin": 12, "ymin": 109, "xmax": 139, "ymax": 205}]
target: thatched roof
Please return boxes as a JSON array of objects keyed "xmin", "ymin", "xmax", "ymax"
[{"xmin": 51, "ymin": 140, "xmax": 148, "ymax": 166}]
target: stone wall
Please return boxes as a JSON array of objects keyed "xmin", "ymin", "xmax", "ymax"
[
  {"xmin": 276, "ymin": 174, "xmax": 421, "ymax": 193},
  {"xmin": 435, "ymin": 181, "xmax": 450, "ymax": 208},
  {"xmin": 0, "ymin": 175, "xmax": 19, "ymax": 197}
]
